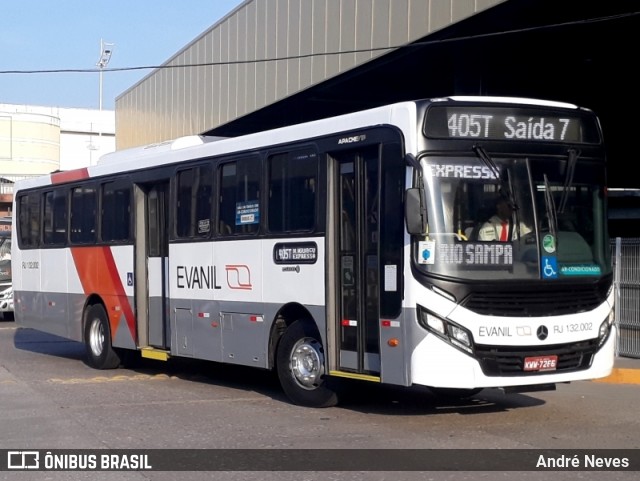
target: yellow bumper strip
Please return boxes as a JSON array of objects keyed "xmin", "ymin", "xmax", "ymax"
[
  {"xmin": 140, "ymin": 348, "xmax": 170, "ymax": 361},
  {"xmin": 328, "ymin": 370, "xmax": 381, "ymax": 382}
]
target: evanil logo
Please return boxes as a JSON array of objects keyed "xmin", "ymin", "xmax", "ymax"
[{"xmin": 338, "ymin": 134, "xmax": 366, "ymax": 144}]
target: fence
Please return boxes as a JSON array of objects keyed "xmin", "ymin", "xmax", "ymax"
[{"xmin": 613, "ymin": 237, "xmax": 640, "ymax": 358}]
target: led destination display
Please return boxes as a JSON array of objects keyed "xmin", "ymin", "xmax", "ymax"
[{"xmin": 425, "ymin": 106, "xmax": 600, "ymax": 143}]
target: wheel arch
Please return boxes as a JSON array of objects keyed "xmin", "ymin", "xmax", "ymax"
[
  {"xmin": 82, "ymin": 294, "xmax": 108, "ymax": 338},
  {"xmin": 268, "ymin": 302, "xmax": 320, "ymax": 370}
]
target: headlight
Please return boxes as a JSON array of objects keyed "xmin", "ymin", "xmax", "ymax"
[
  {"xmin": 598, "ymin": 309, "xmax": 614, "ymax": 348},
  {"xmin": 417, "ymin": 304, "xmax": 474, "ymax": 354},
  {"xmin": 423, "ymin": 311, "xmax": 446, "ymax": 335},
  {"xmin": 450, "ymin": 325, "xmax": 471, "ymax": 348}
]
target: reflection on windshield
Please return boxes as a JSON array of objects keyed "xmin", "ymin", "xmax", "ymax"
[{"xmin": 415, "ymin": 155, "xmax": 610, "ymax": 281}]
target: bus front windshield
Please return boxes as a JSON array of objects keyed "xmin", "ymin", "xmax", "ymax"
[{"xmin": 414, "ymin": 153, "xmax": 611, "ymax": 281}]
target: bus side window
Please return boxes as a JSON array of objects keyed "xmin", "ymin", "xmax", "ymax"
[
  {"xmin": 218, "ymin": 157, "xmax": 260, "ymax": 236},
  {"xmin": 18, "ymin": 193, "xmax": 41, "ymax": 248},
  {"xmin": 43, "ymin": 189, "xmax": 67, "ymax": 245},
  {"xmin": 70, "ymin": 186, "xmax": 97, "ymax": 244},
  {"xmin": 176, "ymin": 165, "xmax": 212, "ymax": 238},
  {"xmin": 101, "ymin": 181, "xmax": 132, "ymax": 242},
  {"xmin": 267, "ymin": 149, "xmax": 318, "ymax": 233}
]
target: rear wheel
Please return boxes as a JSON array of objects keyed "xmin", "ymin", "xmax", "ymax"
[
  {"xmin": 84, "ymin": 304, "xmax": 120, "ymax": 369},
  {"xmin": 276, "ymin": 320, "xmax": 338, "ymax": 407}
]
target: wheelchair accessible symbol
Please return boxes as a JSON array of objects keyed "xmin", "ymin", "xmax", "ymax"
[{"xmin": 542, "ymin": 256, "xmax": 558, "ymax": 279}]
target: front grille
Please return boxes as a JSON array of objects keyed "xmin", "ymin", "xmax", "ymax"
[
  {"xmin": 461, "ymin": 283, "xmax": 609, "ymax": 317},
  {"xmin": 475, "ymin": 340, "xmax": 599, "ymax": 376}
]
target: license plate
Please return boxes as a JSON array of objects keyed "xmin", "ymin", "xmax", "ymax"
[{"xmin": 523, "ymin": 355, "xmax": 558, "ymax": 372}]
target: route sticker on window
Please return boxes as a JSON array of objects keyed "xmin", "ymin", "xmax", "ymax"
[{"xmin": 235, "ymin": 201, "xmax": 260, "ymax": 225}]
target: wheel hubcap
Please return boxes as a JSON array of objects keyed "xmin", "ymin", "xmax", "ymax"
[
  {"xmin": 290, "ymin": 337, "xmax": 324, "ymax": 390},
  {"xmin": 89, "ymin": 319, "xmax": 104, "ymax": 357}
]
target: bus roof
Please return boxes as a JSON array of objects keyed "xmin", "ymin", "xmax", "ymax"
[
  {"xmin": 13, "ymin": 96, "xmax": 591, "ymax": 192},
  {"xmin": 14, "ymin": 100, "xmax": 420, "ymax": 191}
]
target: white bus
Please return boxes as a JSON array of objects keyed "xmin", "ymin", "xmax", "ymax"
[{"xmin": 12, "ymin": 97, "xmax": 615, "ymax": 407}]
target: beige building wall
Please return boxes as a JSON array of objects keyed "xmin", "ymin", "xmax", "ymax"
[
  {"xmin": 0, "ymin": 111, "xmax": 60, "ymax": 175},
  {"xmin": 116, "ymin": 0, "xmax": 505, "ymax": 149},
  {"xmin": 0, "ymin": 104, "xmax": 116, "ymax": 178},
  {"xmin": 0, "ymin": 104, "xmax": 115, "ymax": 217}
]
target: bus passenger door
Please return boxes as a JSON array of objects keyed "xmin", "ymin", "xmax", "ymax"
[
  {"xmin": 134, "ymin": 182, "xmax": 170, "ymax": 350},
  {"xmin": 333, "ymin": 148, "xmax": 381, "ymax": 376}
]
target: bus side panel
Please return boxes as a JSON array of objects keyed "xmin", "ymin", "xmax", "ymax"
[
  {"xmin": 261, "ymin": 238, "xmax": 325, "ymax": 307},
  {"xmin": 213, "ymin": 239, "xmax": 264, "ymax": 366},
  {"xmin": 167, "ymin": 237, "xmax": 327, "ymax": 368},
  {"xmin": 40, "ymin": 249, "xmax": 71, "ymax": 339},
  {"xmin": 169, "ymin": 237, "xmax": 268, "ymax": 367},
  {"xmin": 13, "ymin": 244, "xmax": 45, "ymax": 333},
  {"xmin": 69, "ymin": 245, "xmax": 137, "ymax": 349},
  {"xmin": 262, "ymin": 237, "xmax": 327, "ymax": 357},
  {"xmin": 67, "ymin": 248, "xmax": 88, "ymax": 343},
  {"xmin": 169, "ymin": 242, "xmax": 220, "ymax": 361}
]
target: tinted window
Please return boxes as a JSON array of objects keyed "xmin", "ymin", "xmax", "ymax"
[
  {"xmin": 43, "ymin": 189, "xmax": 67, "ymax": 245},
  {"xmin": 70, "ymin": 186, "xmax": 97, "ymax": 244},
  {"xmin": 268, "ymin": 149, "xmax": 318, "ymax": 233},
  {"xmin": 176, "ymin": 165, "xmax": 213, "ymax": 238},
  {"xmin": 101, "ymin": 181, "xmax": 131, "ymax": 242},
  {"xmin": 18, "ymin": 193, "xmax": 40, "ymax": 248},
  {"xmin": 218, "ymin": 158, "xmax": 260, "ymax": 236}
]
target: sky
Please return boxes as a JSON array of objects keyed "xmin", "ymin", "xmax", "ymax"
[{"xmin": 0, "ymin": 0, "xmax": 244, "ymax": 110}]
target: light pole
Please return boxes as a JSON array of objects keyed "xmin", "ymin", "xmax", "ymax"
[
  {"xmin": 96, "ymin": 39, "xmax": 114, "ymax": 111},
  {"xmin": 93, "ymin": 39, "xmax": 114, "ymax": 164}
]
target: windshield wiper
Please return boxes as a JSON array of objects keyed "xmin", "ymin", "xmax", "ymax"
[
  {"xmin": 503, "ymin": 167, "xmax": 523, "ymax": 239},
  {"xmin": 473, "ymin": 144, "xmax": 519, "ymax": 212},
  {"xmin": 557, "ymin": 148, "xmax": 579, "ymax": 214},
  {"xmin": 472, "ymin": 144, "xmax": 501, "ymax": 181},
  {"xmin": 543, "ymin": 174, "xmax": 558, "ymax": 238}
]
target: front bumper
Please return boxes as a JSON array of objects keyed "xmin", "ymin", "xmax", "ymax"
[{"xmin": 410, "ymin": 325, "xmax": 616, "ymax": 389}]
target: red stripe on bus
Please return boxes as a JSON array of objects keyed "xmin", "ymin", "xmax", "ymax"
[
  {"xmin": 51, "ymin": 168, "xmax": 90, "ymax": 184},
  {"xmin": 71, "ymin": 246, "xmax": 137, "ymax": 343}
]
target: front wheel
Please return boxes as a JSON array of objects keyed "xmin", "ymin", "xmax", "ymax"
[
  {"xmin": 84, "ymin": 304, "xmax": 121, "ymax": 369},
  {"xmin": 276, "ymin": 320, "xmax": 338, "ymax": 407}
]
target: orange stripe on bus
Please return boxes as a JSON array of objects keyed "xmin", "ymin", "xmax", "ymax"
[
  {"xmin": 51, "ymin": 168, "xmax": 89, "ymax": 184},
  {"xmin": 71, "ymin": 246, "xmax": 137, "ymax": 343}
]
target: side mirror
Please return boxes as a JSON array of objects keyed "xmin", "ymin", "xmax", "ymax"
[{"xmin": 405, "ymin": 188, "xmax": 427, "ymax": 235}]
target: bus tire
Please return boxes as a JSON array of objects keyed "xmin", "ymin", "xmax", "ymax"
[
  {"xmin": 276, "ymin": 320, "xmax": 338, "ymax": 408},
  {"xmin": 84, "ymin": 304, "xmax": 120, "ymax": 369}
]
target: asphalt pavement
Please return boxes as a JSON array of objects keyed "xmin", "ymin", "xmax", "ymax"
[{"xmin": 599, "ymin": 355, "xmax": 640, "ymax": 385}]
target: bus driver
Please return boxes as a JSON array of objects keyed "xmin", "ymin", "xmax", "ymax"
[{"xmin": 478, "ymin": 196, "xmax": 531, "ymax": 241}]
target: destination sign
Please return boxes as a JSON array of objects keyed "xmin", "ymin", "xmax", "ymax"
[
  {"xmin": 273, "ymin": 242, "xmax": 318, "ymax": 264},
  {"xmin": 424, "ymin": 106, "xmax": 600, "ymax": 143}
]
